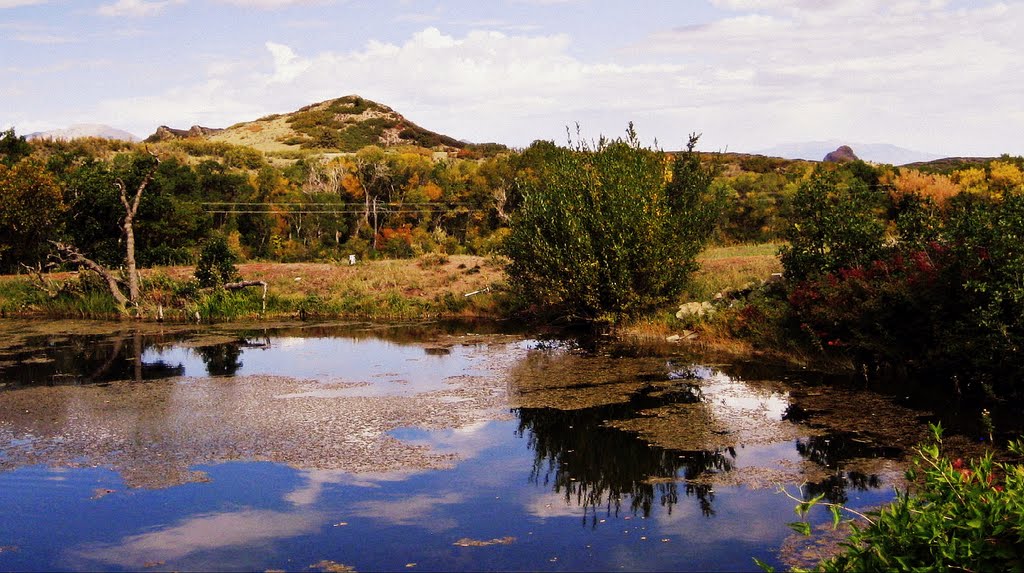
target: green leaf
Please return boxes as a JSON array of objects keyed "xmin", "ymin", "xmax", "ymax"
[
  {"xmin": 830, "ymin": 505, "xmax": 842, "ymax": 529},
  {"xmin": 788, "ymin": 521, "xmax": 812, "ymax": 536}
]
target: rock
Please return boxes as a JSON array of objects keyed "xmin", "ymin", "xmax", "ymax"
[
  {"xmin": 676, "ymin": 301, "xmax": 715, "ymax": 320},
  {"xmin": 763, "ymin": 272, "xmax": 784, "ymax": 286},
  {"xmin": 145, "ymin": 124, "xmax": 224, "ymax": 142},
  {"xmin": 823, "ymin": 145, "xmax": 859, "ymax": 163}
]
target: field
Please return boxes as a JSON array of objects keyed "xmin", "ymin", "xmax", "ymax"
[{"xmin": 0, "ymin": 245, "xmax": 781, "ymax": 324}]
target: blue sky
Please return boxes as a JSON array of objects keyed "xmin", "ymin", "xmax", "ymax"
[{"xmin": 2, "ymin": 0, "xmax": 1022, "ymax": 156}]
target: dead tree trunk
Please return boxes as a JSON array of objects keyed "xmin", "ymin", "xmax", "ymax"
[
  {"xmin": 116, "ymin": 152, "xmax": 159, "ymax": 306},
  {"xmin": 224, "ymin": 280, "xmax": 268, "ymax": 313},
  {"xmin": 50, "ymin": 241, "xmax": 129, "ymax": 308}
]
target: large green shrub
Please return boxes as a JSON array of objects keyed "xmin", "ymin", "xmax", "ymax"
[
  {"xmin": 503, "ymin": 129, "xmax": 721, "ymax": 321},
  {"xmin": 776, "ymin": 161, "xmax": 1024, "ymax": 395},
  {"xmin": 780, "ymin": 167, "xmax": 886, "ymax": 282}
]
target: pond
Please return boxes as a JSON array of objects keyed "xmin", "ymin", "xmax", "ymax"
[{"xmin": 0, "ymin": 319, "xmax": 932, "ymax": 571}]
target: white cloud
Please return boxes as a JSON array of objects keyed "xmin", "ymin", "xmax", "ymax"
[
  {"xmin": 629, "ymin": 0, "xmax": 1024, "ymax": 154},
  {"xmin": 13, "ymin": 32, "xmax": 76, "ymax": 43},
  {"xmin": 71, "ymin": 509, "xmax": 322, "ymax": 568},
  {"xmin": 265, "ymin": 41, "xmax": 311, "ymax": 82},
  {"xmin": 0, "ymin": 0, "xmax": 47, "ymax": 8},
  {"xmin": 97, "ymin": 0, "xmax": 181, "ymax": 17},
  {"xmin": 216, "ymin": 0, "xmax": 334, "ymax": 7},
  {"xmin": 84, "ymin": 0, "xmax": 1024, "ymax": 156}
]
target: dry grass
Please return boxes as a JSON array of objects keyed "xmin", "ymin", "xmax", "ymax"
[
  {"xmin": 1, "ymin": 255, "xmax": 508, "ymax": 322},
  {"xmin": 688, "ymin": 243, "xmax": 783, "ymax": 302},
  {"xmin": 208, "ymin": 115, "xmax": 301, "ymax": 153},
  {"xmin": 2, "ymin": 243, "xmax": 783, "ymax": 326}
]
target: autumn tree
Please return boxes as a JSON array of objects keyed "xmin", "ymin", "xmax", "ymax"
[{"xmin": 0, "ymin": 158, "xmax": 65, "ymax": 271}]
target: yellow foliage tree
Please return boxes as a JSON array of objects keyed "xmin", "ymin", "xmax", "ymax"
[
  {"xmin": 889, "ymin": 168, "xmax": 961, "ymax": 205},
  {"xmin": 988, "ymin": 160, "xmax": 1024, "ymax": 198},
  {"xmin": 952, "ymin": 167, "xmax": 989, "ymax": 195},
  {"xmin": 0, "ymin": 158, "xmax": 65, "ymax": 269}
]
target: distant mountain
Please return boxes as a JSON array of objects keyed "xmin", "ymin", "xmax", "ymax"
[
  {"xmin": 27, "ymin": 124, "xmax": 140, "ymax": 142},
  {"xmin": 755, "ymin": 140, "xmax": 944, "ymax": 166},
  {"xmin": 150, "ymin": 95, "xmax": 484, "ymax": 154}
]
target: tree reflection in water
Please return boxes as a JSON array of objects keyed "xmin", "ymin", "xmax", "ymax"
[
  {"xmin": 514, "ymin": 377, "xmax": 900, "ymax": 524},
  {"xmin": 796, "ymin": 433, "xmax": 899, "ymax": 504},
  {"xmin": 0, "ymin": 332, "xmax": 184, "ymax": 386},
  {"xmin": 514, "ymin": 383, "xmax": 735, "ymax": 525},
  {"xmin": 193, "ymin": 336, "xmax": 273, "ymax": 377}
]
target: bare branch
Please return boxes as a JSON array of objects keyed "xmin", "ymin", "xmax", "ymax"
[
  {"xmin": 50, "ymin": 240, "xmax": 128, "ymax": 309},
  {"xmin": 224, "ymin": 280, "xmax": 268, "ymax": 313},
  {"xmin": 19, "ymin": 262, "xmax": 59, "ymax": 299}
]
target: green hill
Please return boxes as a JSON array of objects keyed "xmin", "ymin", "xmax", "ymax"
[{"xmin": 148, "ymin": 95, "xmax": 487, "ymax": 155}]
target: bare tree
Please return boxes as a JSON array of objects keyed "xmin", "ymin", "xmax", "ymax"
[
  {"xmin": 116, "ymin": 151, "xmax": 160, "ymax": 304},
  {"xmin": 50, "ymin": 151, "xmax": 160, "ymax": 313}
]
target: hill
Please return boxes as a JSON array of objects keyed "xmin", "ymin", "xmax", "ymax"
[{"xmin": 147, "ymin": 95, "xmax": 488, "ymax": 155}]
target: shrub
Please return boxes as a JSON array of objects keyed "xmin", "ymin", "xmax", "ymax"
[
  {"xmin": 503, "ymin": 128, "xmax": 721, "ymax": 322},
  {"xmin": 194, "ymin": 236, "xmax": 240, "ymax": 288},
  {"xmin": 783, "ymin": 188, "xmax": 1024, "ymax": 395},
  {"xmin": 782, "ymin": 425, "xmax": 1024, "ymax": 572},
  {"xmin": 376, "ymin": 225, "xmax": 415, "ymax": 259},
  {"xmin": 780, "ymin": 167, "xmax": 886, "ymax": 282}
]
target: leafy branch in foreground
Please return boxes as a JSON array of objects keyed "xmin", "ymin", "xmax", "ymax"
[{"xmin": 769, "ymin": 424, "xmax": 1024, "ymax": 572}]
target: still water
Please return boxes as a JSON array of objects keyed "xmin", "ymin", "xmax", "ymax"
[{"xmin": 0, "ymin": 320, "xmax": 914, "ymax": 571}]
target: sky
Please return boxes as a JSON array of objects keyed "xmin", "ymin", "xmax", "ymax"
[{"xmin": 2, "ymin": 0, "xmax": 1022, "ymax": 156}]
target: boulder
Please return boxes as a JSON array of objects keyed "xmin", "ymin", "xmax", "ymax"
[
  {"xmin": 823, "ymin": 145, "xmax": 859, "ymax": 163},
  {"xmin": 676, "ymin": 301, "xmax": 715, "ymax": 319}
]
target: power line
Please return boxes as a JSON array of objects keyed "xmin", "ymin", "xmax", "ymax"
[
  {"xmin": 205, "ymin": 209, "xmax": 488, "ymax": 214},
  {"xmin": 201, "ymin": 202, "xmax": 490, "ymax": 215}
]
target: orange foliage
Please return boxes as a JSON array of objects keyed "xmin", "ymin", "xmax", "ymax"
[
  {"xmin": 341, "ymin": 173, "xmax": 364, "ymax": 199},
  {"xmin": 420, "ymin": 181, "xmax": 444, "ymax": 201},
  {"xmin": 377, "ymin": 224, "xmax": 414, "ymax": 245},
  {"xmin": 889, "ymin": 168, "xmax": 961, "ymax": 205}
]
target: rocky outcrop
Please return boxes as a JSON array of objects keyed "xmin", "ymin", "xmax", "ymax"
[
  {"xmin": 823, "ymin": 145, "xmax": 859, "ymax": 163},
  {"xmin": 145, "ymin": 124, "xmax": 224, "ymax": 142}
]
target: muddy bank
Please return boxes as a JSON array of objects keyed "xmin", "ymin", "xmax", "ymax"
[{"xmin": 0, "ymin": 331, "xmax": 525, "ymax": 488}]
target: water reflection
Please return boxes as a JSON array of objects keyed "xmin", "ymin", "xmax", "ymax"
[
  {"xmin": 0, "ymin": 320, "xmax": 920, "ymax": 572},
  {"xmin": 795, "ymin": 433, "xmax": 899, "ymax": 504},
  {"xmin": 0, "ymin": 332, "xmax": 184, "ymax": 386},
  {"xmin": 0, "ymin": 321, "xmax": 519, "ymax": 390},
  {"xmin": 514, "ymin": 379, "xmax": 733, "ymax": 522},
  {"xmin": 509, "ymin": 346, "xmax": 903, "ymax": 522},
  {"xmin": 514, "ymin": 397, "xmax": 897, "ymax": 522}
]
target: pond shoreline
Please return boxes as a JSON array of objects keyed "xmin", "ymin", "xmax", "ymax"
[{"xmin": 0, "ymin": 318, "xmax": 1005, "ymax": 571}]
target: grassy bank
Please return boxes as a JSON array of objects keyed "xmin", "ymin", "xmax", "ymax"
[
  {"xmin": 0, "ymin": 254, "xmax": 508, "ymax": 323},
  {"xmin": 0, "ymin": 244, "xmax": 785, "ymax": 331}
]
